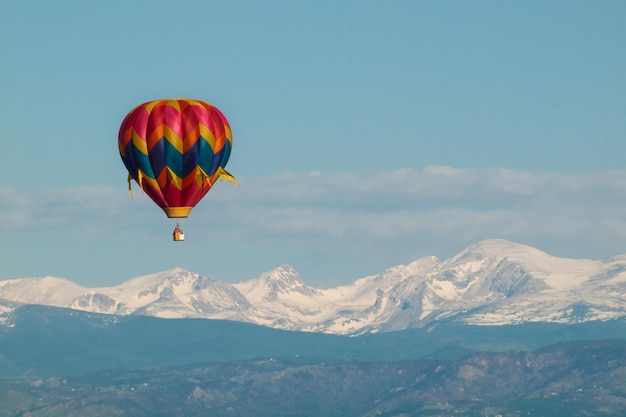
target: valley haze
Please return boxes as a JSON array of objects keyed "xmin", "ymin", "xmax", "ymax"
[{"xmin": 2, "ymin": 239, "xmax": 626, "ymax": 335}]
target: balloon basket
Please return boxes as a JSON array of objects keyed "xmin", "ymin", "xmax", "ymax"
[{"xmin": 173, "ymin": 223, "xmax": 185, "ymax": 242}]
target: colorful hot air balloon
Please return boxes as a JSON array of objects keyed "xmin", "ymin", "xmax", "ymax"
[{"xmin": 118, "ymin": 98, "xmax": 236, "ymax": 220}]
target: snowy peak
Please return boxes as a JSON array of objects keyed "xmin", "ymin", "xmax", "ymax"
[
  {"xmin": 234, "ymin": 264, "xmax": 321, "ymax": 303},
  {"xmin": 440, "ymin": 239, "xmax": 604, "ymax": 291},
  {"xmin": 0, "ymin": 276, "xmax": 86, "ymax": 305},
  {"xmin": 448, "ymin": 239, "xmax": 548, "ymax": 263},
  {"xmin": 118, "ymin": 267, "xmax": 199, "ymax": 292},
  {"xmin": 0, "ymin": 268, "xmax": 252, "ymax": 322},
  {"xmin": 2, "ymin": 239, "xmax": 626, "ymax": 335},
  {"xmin": 110, "ymin": 268, "xmax": 251, "ymax": 320}
]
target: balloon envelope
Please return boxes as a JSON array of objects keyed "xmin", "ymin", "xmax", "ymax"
[{"xmin": 118, "ymin": 98, "xmax": 236, "ymax": 218}]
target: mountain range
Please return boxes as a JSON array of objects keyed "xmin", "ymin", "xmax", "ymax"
[
  {"xmin": 5, "ymin": 337, "xmax": 626, "ymax": 417},
  {"xmin": 2, "ymin": 239, "xmax": 626, "ymax": 335}
]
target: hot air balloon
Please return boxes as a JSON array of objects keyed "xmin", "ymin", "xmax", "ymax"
[{"xmin": 118, "ymin": 98, "xmax": 236, "ymax": 240}]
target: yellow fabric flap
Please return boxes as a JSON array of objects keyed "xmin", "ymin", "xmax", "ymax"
[
  {"xmin": 166, "ymin": 166, "xmax": 182, "ymax": 190},
  {"xmin": 212, "ymin": 166, "xmax": 238, "ymax": 186},
  {"xmin": 127, "ymin": 171, "xmax": 147, "ymax": 199}
]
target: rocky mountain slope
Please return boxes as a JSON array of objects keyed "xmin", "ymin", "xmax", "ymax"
[{"xmin": 4, "ymin": 339, "xmax": 626, "ymax": 417}]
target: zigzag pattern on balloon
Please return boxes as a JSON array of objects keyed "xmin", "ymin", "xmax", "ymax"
[{"xmin": 118, "ymin": 98, "xmax": 234, "ymax": 217}]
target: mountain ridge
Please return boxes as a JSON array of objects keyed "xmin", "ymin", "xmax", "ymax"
[{"xmin": 2, "ymin": 239, "xmax": 626, "ymax": 335}]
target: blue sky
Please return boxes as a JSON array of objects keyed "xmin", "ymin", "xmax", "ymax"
[{"xmin": 1, "ymin": 1, "xmax": 626, "ymax": 287}]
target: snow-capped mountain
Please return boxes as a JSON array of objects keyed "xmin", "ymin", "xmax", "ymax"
[{"xmin": 2, "ymin": 239, "xmax": 626, "ymax": 335}]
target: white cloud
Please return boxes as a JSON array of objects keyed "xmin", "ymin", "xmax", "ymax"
[
  {"xmin": 2, "ymin": 167, "xmax": 626, "ymax": 262},
  {"xmin": 0, "ymin": 186, "xmax": 152, "ymax": 234},
  {"xmin": 181, "ymin": 167, "xmax": 626, "ymax": 263}
]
